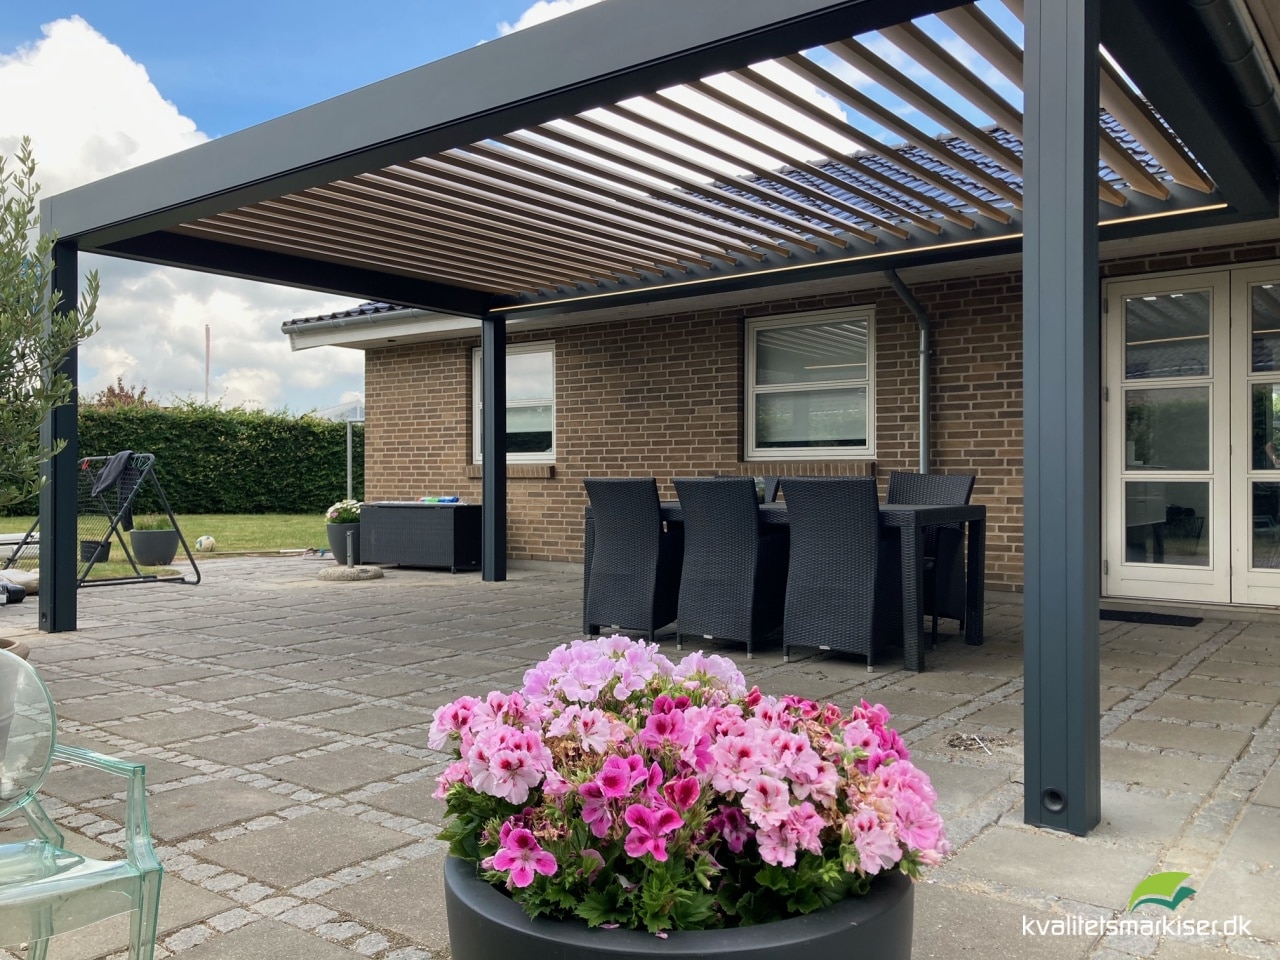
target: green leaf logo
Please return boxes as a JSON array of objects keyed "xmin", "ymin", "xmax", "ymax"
[{"xmin": 1128, "ymin": 872, "xmax": 1196, "ymax": 912}]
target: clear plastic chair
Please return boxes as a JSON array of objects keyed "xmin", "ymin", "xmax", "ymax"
[{"xmin": 0, "ymin": 649, "xmax": 162, "ymax": 960}]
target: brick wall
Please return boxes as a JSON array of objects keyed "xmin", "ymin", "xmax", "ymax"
[{"xmin": 364, "ymin": 236, "xmax": 1280, "ymax": 590}]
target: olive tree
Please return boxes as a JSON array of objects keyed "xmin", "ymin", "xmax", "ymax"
[{"xmin": 0, "ymin": 136, "xmax": 99, "ymax": 510}]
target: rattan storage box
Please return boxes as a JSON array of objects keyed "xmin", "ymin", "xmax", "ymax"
[{"xmin": 359, "ymin": 502, "xmax": 482, "ymax": 573}]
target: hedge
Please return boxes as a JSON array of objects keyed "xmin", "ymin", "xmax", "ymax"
[{"xmin": 5, "ymin": 406, "xmax": 363, "ymax": 516}]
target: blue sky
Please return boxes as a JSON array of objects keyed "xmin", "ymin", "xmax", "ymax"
[{"xmin": 0, "ymin": 0, "xmax": 599, "ymax": 414}]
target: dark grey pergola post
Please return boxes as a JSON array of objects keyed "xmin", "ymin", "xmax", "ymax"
[
  {"xmin": 38, "ymin": 241, "xmax": 82, "ymax": 633},
  {"xmin": 480, "ymin": 313, "xmax": 507, "ymax": 582},
  {"xmin": 1022, "ymin": 0, "xmax": 1102, "ymax": 835}
]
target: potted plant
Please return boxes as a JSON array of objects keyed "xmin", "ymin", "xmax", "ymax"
[
  {"xmin": 325, "ymin": 499, "xmax": 362, "ymax": 564},
  {"xmin": 433, "ymin": 636, "xmax": 946, "ymax": 960},
  {"xmin": 128, "ymin": 515, "xmax": 180, "ymax": 566}
]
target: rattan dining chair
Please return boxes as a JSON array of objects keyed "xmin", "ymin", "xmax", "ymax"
[
  {"xmin": 0, "ymin": 649, "xmax": 163, "ymax": 960},
  {"xmin": 583, "ymin": 478, "xmax": 683, "ymax": 642},
  {"xmin": 673, "ymin": 477, "xmax": 788, "ymax": 658},
  {"xmin": 781, "ymin": 477, "xmax": 896, "ymax": 668},
  {"xmin": 886, "ymin": 471, "xmax": 976, "ymax": 645}
]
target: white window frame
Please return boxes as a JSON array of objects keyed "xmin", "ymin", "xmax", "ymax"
[
  {"xmin": 472, "ymin": 340, "xmax": 556, "ymax": 464},
  {"xmin": 745, "ymin": 307, "xmax": 876, "ymax": 460}
]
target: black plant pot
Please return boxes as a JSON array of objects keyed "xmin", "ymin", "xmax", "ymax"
[
  {"xmin": 130, "ymin": 529, "xmax": 180, "ymax": 566},
  {"xmin": 443, "ymin": 856, "xmax": 914, "ymax": 960},
  {"xmin": 80, "ymin": 540, "xmax": 111, "ymax": 564},
  {"xmin": 326, "ymin": 523, "xmax": 361, "ymax": 565}
]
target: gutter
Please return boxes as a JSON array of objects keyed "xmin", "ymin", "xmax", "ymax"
[
  {"xmin": 883, "ymin": 268, "xmax": 932, "ymax": 474},
  {"xmin": 1190, "ymin": 0, "xmax": 1280, "ymax": 165},
  {"xmin": 279, "ymin": 306, "xmax": 429, "ymax": 338}
]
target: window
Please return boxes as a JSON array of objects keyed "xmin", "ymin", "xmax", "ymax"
[
  {"xmin": 746, "ymin": 308, "xmax": 874, "ymax": 459},
  {"xmin": 472, "ymin": 341, "xmax": 555, "ymax": 462}
]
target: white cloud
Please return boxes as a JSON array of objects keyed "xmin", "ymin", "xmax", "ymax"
[
  {"xmin": 498, "ymin": 0, "xmax": 606, "ymax": 35},
  {"xmin": 1, "ymin": 17, "xmax": 363, "ymax": 413}
]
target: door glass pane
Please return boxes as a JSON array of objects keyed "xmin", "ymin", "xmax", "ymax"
[
  {"xmin": 1251, "ymin": 282, "xmax": 1280, "ymax": 373},
  {"xmin": 756, "ymin": 388, "xmax": 867, "ymax": 448},
  {"xmin": 1252, "ymin": 482, "xmax": 1280, "ymax": 570},
  {"xmin": 1124, "ymin": 387, "xmax": 1210, "ymax": 470},
  {"xmin": 1124, "ymin": 291, "xmax": 1210, "ymax": 380},
  {"xmin": 1253, "ymin": 383, "xmax": 1280, "ymax": 470},
  {"xmin": 756, "ymin": 319, "xmax": 868, "ymax": 385},
  {"xmin": 1124, "ymin": 481, "xmax": 1209, "ymax": 566}
]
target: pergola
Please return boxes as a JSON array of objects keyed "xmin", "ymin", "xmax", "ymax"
[{"xmin": 40, "ymin": 0, "xmax": 1280, "ymax": 836}]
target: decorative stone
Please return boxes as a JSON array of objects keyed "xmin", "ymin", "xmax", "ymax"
[{"xmin": 317, "ymin": 565, "xmax": 385, "ymax": 582}]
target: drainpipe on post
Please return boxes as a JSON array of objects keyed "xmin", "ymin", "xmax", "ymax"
[{"xmin": 883, "ymin": 269, "xmax": 933, "ymax": 474}]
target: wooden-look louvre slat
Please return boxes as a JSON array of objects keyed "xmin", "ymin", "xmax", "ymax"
[
  {"xmin": 825, "ymin": 38, "xmax": 1025, "ymax": 179},
  {"xmin": 879, "ymin": 21, "xmax": 1128, "ymax": 206},
  {"xmin": 258, "ymin": 195, "xmax": 651, "ymax": 282},
  {"xmin": 642, "ymin": 92, "xmax": 945, "ymax": 234},
  {"xmin": 319, "ymin": 179, "xmax": 697, "ymax": 272},
  {"xmin": 776, "ymin": 53, "xmax": 1024, "ymax": 208},
  {"xmin": 533, "ymin": 116, "xmax": 850, "ymax": 248},
  {"xmin": 997, "ymin": 0, "xmax": 1212, "ymax": 192},
  {"xmin": 176, "ymin": 221, "xmax": 533, "ymax": 294},
  {"xmin": 603, "ymin": 102, "xmax": 912, "ymax": 239},
  {"xmin": 936, "ymin": 4, "xmax": 1169, "ymax": 201},
  {"xmin": 397, "ymin": 156, "xmax": 756, "ymax": 263},
  {"xmin": 685, "ymin": 80, "xmax": 977, "ymax": 229},
  {"xmin": 478, "ymin": 131, "xmax": 807, "ymax": 253},
  {"xmin": 198, "ymin": 208, "xmax": 584, "ymax": 289},
  {"xmin": 728, "ymin": 68, "xmax": 1009, "ymax": 224}
]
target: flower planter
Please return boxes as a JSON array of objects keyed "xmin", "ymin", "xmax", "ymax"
[
  {"xmin": 443, "ymin": 856, "xmax": 914, "ymax": 960},
  {"xmin": 80, "ymin": 539, "xmax": 111, "ymax": 564},
  {"xmin": 326, "ymin": 522, "xmax": 361, "ymax": 565},
  {"xmin": 129, "ymin": 529, "xmax": 180, "ymax": 566}
]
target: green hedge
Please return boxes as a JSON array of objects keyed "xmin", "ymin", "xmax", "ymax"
[{"xmin": 8, "ymin": 406, "xmax": 364, "ymax": 516}]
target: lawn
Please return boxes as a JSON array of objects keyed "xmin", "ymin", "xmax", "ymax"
[{"xmin": 1, "ymin": 514, "xmax": 327, "ymax": 555}]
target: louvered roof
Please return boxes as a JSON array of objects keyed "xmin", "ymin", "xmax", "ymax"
[{"xmin": 46, "ymin": 0, "xmax": 1278, "ymax": 320}]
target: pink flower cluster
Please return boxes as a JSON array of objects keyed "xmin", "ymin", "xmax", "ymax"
[{"xmin": 432, "ymin": 636, "xmax": 948, "ymax": 929}]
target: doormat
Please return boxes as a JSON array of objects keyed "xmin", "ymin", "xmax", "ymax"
[{"xmin": 1099, "ymin": 610, "xmax": 1202, "ymax": 627}]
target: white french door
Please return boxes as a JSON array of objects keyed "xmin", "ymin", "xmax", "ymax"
[{"xmin": 1104, "ymin": 265, "xmax": 1280, "ymax": 605}]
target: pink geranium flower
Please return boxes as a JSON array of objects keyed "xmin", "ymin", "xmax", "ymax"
[
  {"xmin": 623, "ymin": 803, "xmax": 684, "ymax": 861},
  {"xmin": 488, "ymin": 825, "xmax": 557, "ymax": 888}
]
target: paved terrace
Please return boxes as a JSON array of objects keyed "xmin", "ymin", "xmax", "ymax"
[{"xmin": 1, "ymin": 557, "xmax": 1277, "ymax": 960}]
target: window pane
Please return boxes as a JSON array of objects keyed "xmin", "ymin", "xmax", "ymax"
[
  {"xmin": 507, "ymin": 351, "xmax": 554, "ymax": 401},
  {"xmin": 756, "ymin": 319, "xmax": 868, "ymax": 385},
  {"xmin": 1251, "ymin": 282, "xmax": 1280, "ymax": 373},
  {"xmin": 1124, "ymin": 481, "xmax": 1209, "ymax": 567},
  {"xmin": 1252, "ymin": 482, "xmax": 1280, "ymax": 569},
  {"xmin": 1252, "ymin": 382, "xmax": 1280, "ymax": 469},
  {"xmin": 1124, "ymin": 291, "xmax": 1210, "ymax": 380},
  {"xmin": 1124, "ymin": 386, "xmax": 1210, "ymax": 471},
  {"xmin": 756, "ymin": 388, "xmax": 867, "ymax": 448}
]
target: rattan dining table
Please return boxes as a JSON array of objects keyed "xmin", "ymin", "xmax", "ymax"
[{"xmin": 583, "ymin": 500, "xmax": 986, "ymax": 673}]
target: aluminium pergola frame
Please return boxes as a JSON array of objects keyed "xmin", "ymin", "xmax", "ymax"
[{"xmin": 39, "ymin": 0, "xmax": 1280, "ymax": 838}]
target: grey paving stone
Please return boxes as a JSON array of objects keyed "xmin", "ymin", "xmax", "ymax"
[
  {"xmin": 1090, "ymin": 787, "xmax": 1200, "ymax": 848},
  {"xmin": 42, "ymin": 752, "xmax": 195, "ymax": 803},
  {"xmin": 203, "ymin": 810, "xmax": 413, "ymax": 888},
  {"xmin": 1101, "ymin": 746, "xmax": 1230, "ymax": 794},
  {"xmin": 173, "ymin": 675, "xmax": 290, "ymax": 701},
  {"xmin": 58, "ymin": 691, "xmax": 174, "ymax": 722},
  {"xmin": 173, "ymin": 919, "xmax": 362, "ymax": 960},
  {"xmin": 102, "ymin": 778, "xmax": 295, "ymax": 840},
  {"xmin": 42, "ymin": 677, "xmax": 117, "ymax": 700},
  {"xmin": 361, "ymin": 781, "xmax": 447, "ymax": 825},
  {"xmin": 264, "ymin": 660, "xmax": 382, "ymax": 682},
  {"xmin": 1220, "ymin": 805, "xmax": 1280, "ymax": 867},
  {"xmin": 1134, "ymin": 695, "xmax": 1272, "ymax": 727},
  {"xmin": 269, "ymin": 747, "xmax": 427, "ymax": 793},
  {"xmin": 1178, "ymin": 856, "xmax": 1280, "ymax": 942},
  {"xmin": 182, "ymin": 727, "xmax": 334, "ymax": 765},
  {"xmin": 915, "ymin": 883, "xmax": 1094, "ymax": 960},
  {"xmin": 109, "ymin": 709, "xmax": 257, "ymax": 745},
  {"xmin": 301, "ymin": 705, "xmax": 429, "ymax": 736},
  {"xmin": 965, "ymin": 701, "xmax": 1024, "ymax": 729},
  {"xmin": 237, "ymin": 690, "xmax": 356, "ymax": 719},
  {"xmin": 1255, "ymin": 765, "xmax": 1280, "ymax": 808},
  {"xmin": 319, "ymin": 851, "xmax": 451, "ymax": 955},
  {"xmin": 947, "ymin": 825, "xmax": 1158, "ymax": 909},
  {"xmin": 1192, "ymin": 660, "xmax": 1280, "ymax": 684},
  {"xmin": 333, "ymin": 671, "xmax": 431, "ymax": 697},
  {"xmin": 912, "ymin": 759, "xmax": 1012, "ymax": 818},
  {"xmin": 1108, "ymin": 719, "xmax": 1251, "ymax": 758},
  {"xmin": 133, "ymin": 663, "xmax": 233, "ymax": 686},
  {"xmin": 1169, "ymin": 675, "xmax": 1280, "ymax": 705}
]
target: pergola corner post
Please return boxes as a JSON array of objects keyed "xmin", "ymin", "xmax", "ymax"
[
  {"xmin": 481, "ymin": 312, "xmax": 507, "ymax": 582},
  {"xmin": 1022, "ymin": 0, "xmax": 1102, "ymax": 835},
  {"xmin": 38, "ymin": 240, "xmax": 81, "ymax": 633}
]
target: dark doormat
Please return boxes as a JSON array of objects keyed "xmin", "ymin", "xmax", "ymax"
[{"xmin": 1100, "ymin": 609, "xmax": 1203, "ymax": 627}]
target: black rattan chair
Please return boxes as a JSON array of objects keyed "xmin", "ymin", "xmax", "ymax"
[
  {"xmin": 762, "ymin": 476, "xmax": 781, "ymax": 503},
  {"xmin": 886, "ymin": 471, "xmax": 976, "ymax": 645},
  {"xmin": 583, "ymin": 478, "xmax": 683, "ymax": 642},
  {"xmin": 781, "ymin": 477, "xmax": 897, "ymax": 668},
  {"xmin": 673, "ymin": 477, "xmax": 788, "ymax": 658}
]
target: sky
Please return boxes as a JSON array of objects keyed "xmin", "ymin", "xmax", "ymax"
[
  {"xmin": 0, "ymin": 0, "xmax": 1024, "ymax": 414},
  {"xmin": 0, "ymin": 0, "xmax": 606, "ymax": 414}
]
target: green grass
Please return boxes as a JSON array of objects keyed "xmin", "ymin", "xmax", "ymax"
[{"xmin": 2, "ymin": 514, "xmax": 328, "ymax": 555}]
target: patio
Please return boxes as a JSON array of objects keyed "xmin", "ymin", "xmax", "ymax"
[{"xmin": 0, "ymin": 556, "xmax": 1276, "ymax": 959}]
